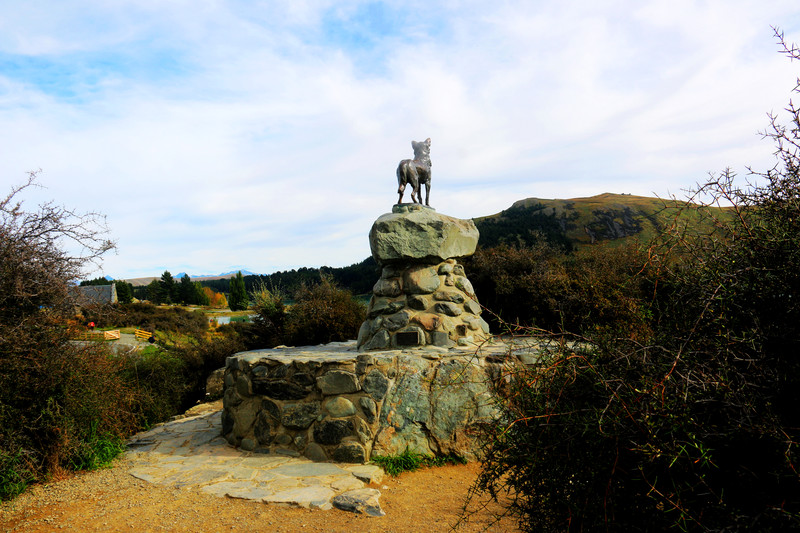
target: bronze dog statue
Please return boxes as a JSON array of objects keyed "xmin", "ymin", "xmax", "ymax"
[{"xmin": 397, "ymin": 138, "xmax": 431, "ymax": 206}]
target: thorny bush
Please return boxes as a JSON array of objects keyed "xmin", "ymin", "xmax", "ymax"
[
  {"xmin": 468, "ymin": 29, "xmax": 800, "ymax": 532},
  {"xmin": 0, "ymin": 173, "xmax": 138, "ymax": 500}
]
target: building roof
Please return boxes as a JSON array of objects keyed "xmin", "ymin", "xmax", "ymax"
[{"xmin": 74, "ymin": 284, "xmax": 118, "ymax": 306}]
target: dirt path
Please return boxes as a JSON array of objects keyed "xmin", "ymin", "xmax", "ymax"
[{"xmin": 0, "ymin": 458, "xmax": 520, "ymax": 532}]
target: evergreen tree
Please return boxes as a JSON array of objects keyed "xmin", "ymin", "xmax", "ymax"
[
  {"xmin": 115, "ymin": 280, "xmax": 133, "ymax": 304},
  {"xmin": 178, "ymin": 274, "xmax": 194, "ymax": 305},
  {"xmin": 194, "ymin": 282, "xmax": 210, "ymax": 306},
  {"xmin": 132, "ymin": 284, "xmax": 148, "ymax": 301},
  {"xmin": 146, "ymin": 279, "xmax": 161, "ymax": 304},
  {"xmin": 159, "ymin": 271, "xmax": 176, "ymax": 304},
  {"xmin": 228, "ymin": 271, "xmax": 248, "ymax": 311}
]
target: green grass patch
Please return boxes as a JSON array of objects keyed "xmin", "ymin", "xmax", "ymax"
[
  {"xmin": 371, "ymin": 449, "xmax": 466, "ymax": 476},
  {"xmin": 0, "ymin": 452, "xmax": 36, "ymax": 502},
  {"xmin": 138, "ymin": 344, "xmax": 161, "ymax": 356},
  {"xmin": 70, "ymin": 421, "xmax": 127, "ymax": 471}
]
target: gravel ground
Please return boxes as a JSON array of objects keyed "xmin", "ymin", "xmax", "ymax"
[{"xmin": 0, "ymin": 457, "xmax": 520, "ymax": 532}]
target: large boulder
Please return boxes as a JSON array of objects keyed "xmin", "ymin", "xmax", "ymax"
[{"xmin": 369, "ymin": 206, "xmax": 479, "ymax": 265}]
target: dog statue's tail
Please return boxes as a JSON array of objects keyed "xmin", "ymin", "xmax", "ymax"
[{"xmin": 397, "ymin": 161, "xmax": 406, "ymax": 193}]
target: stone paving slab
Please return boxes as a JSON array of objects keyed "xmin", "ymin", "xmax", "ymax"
[{"xmin": 126, "ymin": 407, "xmax": 385, "ymax": 513}]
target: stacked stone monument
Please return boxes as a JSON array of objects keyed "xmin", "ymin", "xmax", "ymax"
[
  {"xmin": 220, "ymin": 203, "xmax": 501, "ymax": 463},
  {"xmin": 358, "ymin": 203, "xmax": 490, "ymax": 350},
  {"xmin": 222, "ymin": 139, "xmax": 510, "ymax": 465}
]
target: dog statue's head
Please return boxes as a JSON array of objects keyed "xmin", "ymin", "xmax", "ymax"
[{"xmin": 411, "ymin": 138, "xmax": 431, "ymax": 163}]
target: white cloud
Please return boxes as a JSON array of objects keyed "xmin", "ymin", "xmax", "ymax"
[{"xmin": 2, "ymin": 1, "xmax": 800, "ymax": 279}]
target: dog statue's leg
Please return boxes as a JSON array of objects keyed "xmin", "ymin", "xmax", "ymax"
[
  {"xmin": 409, "ymin": 167, "xmax": 420, "ymax": 204},
  {"xmin": 397, "ymin": 163, "xmax": 406, "ymax": 203}
]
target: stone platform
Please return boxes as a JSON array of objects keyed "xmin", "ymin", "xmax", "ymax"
[
  {"xmin": 222, "ymin": 340, "xmax": 540, "ymax": 463},
  {"xmin": 126, "ymin": 405, "xmax": 385, "ymax": 514}
]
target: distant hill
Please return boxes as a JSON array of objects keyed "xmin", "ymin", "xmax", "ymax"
[
  {"xmin": 474, "ymin": 192, "xmax": 731, "ymax": 249},
  {"xmin": 184, "ymin": 270, "xmax": 257, "ymax": 282},
  {"xmin": 124, "ymin": 270, "xmax": 257, "ymax": 287},
  {"xmin": 124, "ymin": 276, "xmax": 159, "ymax": 287}
]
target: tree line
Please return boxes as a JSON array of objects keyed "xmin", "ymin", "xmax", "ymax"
[
  {"xmin": 198, "ymin": 258, "xmax": 378, "ymax": 299},
  {"xmin": 83, "ymin": 257, "xmax": 378, "ymax": 311}
]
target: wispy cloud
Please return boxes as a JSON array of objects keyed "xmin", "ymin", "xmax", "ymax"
[{"xmin": 1, "ymin": 1, "xmax": 800, "ymax": 278}]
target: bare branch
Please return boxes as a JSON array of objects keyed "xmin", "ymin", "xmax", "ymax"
[{"xmin": 0, "ymin": 171, "xmax": 116, "ymax": 326}]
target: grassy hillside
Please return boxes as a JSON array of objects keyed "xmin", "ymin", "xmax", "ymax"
[{"xmin": 474, "ymin": 192, "xmax": 732, "ymax": 249}]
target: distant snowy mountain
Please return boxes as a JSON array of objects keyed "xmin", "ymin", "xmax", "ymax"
[{"xmin": 219, "ymin": 270, "xmax": 256, "ymax": 277}]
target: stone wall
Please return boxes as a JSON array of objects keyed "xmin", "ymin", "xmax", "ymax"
[
  {"xmin": 222, "ymin": 343, "xmax": 509, "ymax": 463},
  {"xmin": 358, "ymin": 258, "xmax": 491, "ymax": 350}
]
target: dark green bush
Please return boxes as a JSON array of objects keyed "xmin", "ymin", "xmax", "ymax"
[
  {"xmin": 79, "ymin": 300, "xmax": 231, "ymax": 423},
  {"xmin": 284, "ymin": 277, "xmax": 366, "ymax": 346},
  {"xmin": 468, "ymin": 238, "xmax": 569, "ymax": 330},
  {"xmin": 0, "ymin": 322, "xmax": 140, "ymax": 500},
  {"xmin": 0, "ymin": 452, "xmax": 35, "ymax": 501},
  {"xmin": 475, "ymin": 305, "xmax": 800, "ymax": 531},
  {"xmin": 0, "ymin": 176, "xmax": 253, "ymax": 503},
  {"xmin": 116, "ymin": 346, "xmax": 190, "ymax": 427},
  {"xmin": 240, "ymin": 280, "xmax": 286, "ymax": 349},
  {"xmin": 469, "ymin": 238, "xmax": 654, "ymax": 339},
  {"xmin": 80, "ymin": 300, "xmax": 246, "ymax": 423},
  {"xmin": 168, "ymin": 334, "xmax": 246, "ymax": 405},
  {"xmin": 559, "ymin": 243, "xmax": 655, "ymax": 340},
  {"xmin": 111, "ymin": 331, "xmax": 247, "ymax": 426}
]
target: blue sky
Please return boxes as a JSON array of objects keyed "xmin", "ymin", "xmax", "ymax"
[{"xmin": 2, "ymin": 0, "xmax": 800, "ymax": 280}]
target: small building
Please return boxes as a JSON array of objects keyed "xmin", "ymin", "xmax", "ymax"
[{"xmin": 73, "ymin": 284, "xmax": 118, "ymax": 306}]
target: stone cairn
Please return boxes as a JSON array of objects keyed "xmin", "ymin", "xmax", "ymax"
[
  {"xmin": 221, "ymin": 204, "xmax": 503, "ymax": 464},
  {"xmin": 358, "ymin": 203, "xmax": 490, "ymax": 350}
]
